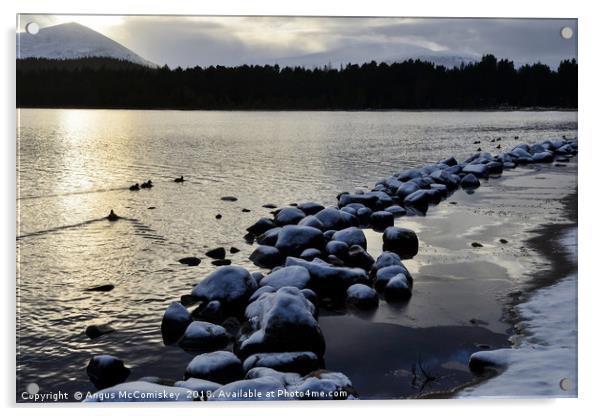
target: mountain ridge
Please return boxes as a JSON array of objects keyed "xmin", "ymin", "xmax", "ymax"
[{"xmin": 17, "ymin": 22, "xmax": 156, "ymax": 67}]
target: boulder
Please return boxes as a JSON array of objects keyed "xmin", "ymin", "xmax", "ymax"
[
  {"xmin": 298, "ymin": 215, "xmax": 325, "ymax": 230},
  {"xmin": 356, "ymin": 207, "xmax": 373, "ymax": 226},
  {"xmin": 86, "ymin": 355, "xmax": 131, "ymax": 389},
  {"xmin": 299, "ymin": 248, "xmax": 322, "ymax": 261},
  {"xmin": 191, "ymin": 266, "xmax": 257, "ymax": 312},
  {"xmin": 370, "ymin": 251, "xmax": 402, "ymax": 279},
  {"xmin": 275, "ymin": 225, "xmax": 326, "ymax": 257},
  {"xmin": 250, "ymin": 245, "xmax": 283, "ymax": 268},
  {"xmin": 242, "ymin": 351, "xmax": 320, "ymax": 375},
  {"xmin": 403, "ymin": 190, "xmax": 430, "ymax": 213},
  {"xmin": 332, "ymin": 227, "xmax": 367, "ymax": 249},
  {"xmin": 285, "ymin": 257, "xmax": 368, "ymax": 297},
  {"xmin": 185, "ymin": 351, "xmax": 243, "ymax": 384},
  {"xmin": 382, "ymin": 226, "xmax": 419, "ymax": 259},
  {"xmin": 346, "ymin": 284, "xmax": 379, "ymax": 309},
  {"xmin": 532, "ymin": 151, "xmax": 555, "ymax": 163},
  {"xmin": 238, "ymin": 287, "xmax": 325, "ymax": 358},
  {"xmin": 384, "ymin": 274, "xmax": 412, "ymax": 301},
  {"xmin": 460, "ymin": 173, "xmax": 480, "ymax": 189},
  {"xmin": 370, "ymin": 211, "xmax": 394, "ymax": 231},
  {"xmin": 315, "ymin": 208, "xmax": 356, "ymax": 230},
  {"xmin": 256, "ymin": 227, "xmax": 282, "ymax": 246},
  {"xmin": 385, "ymin": 205, "xmax": 407, "ymax": 217},
  {"xmin": 191, "ymin": 300, "xmax": 223, "ymax": 324},
  {"xmin": 161, "ymin": 302, "xmax": 193, "ymax": 344},
  {"xmin": 297, "ymin": 202, "xmax": 325, "ymax": 215},
  {"xmin": 346, "ymin": 245, "xmax": 375, "ymax": 271},
  {"xmin": 246, "ymin": 218, "xmax": 276, "ymax": 236},
  {"xmin": 325, "ymin": 240, "xmax": 349, "ymax": 260},
  {"xmin": 275, "ymin": 207, "xmax": 306, "ymax": 226},
  {"xmin": 178, "ymin": 321, "xmax": 229, "ymax": 352},
  {"xmin": 462, "ymin": 164, "xmax": 489, "ymax": 178},
  {"xmin": 375, "ymin": 265, "xmax": 412, "ymax": 290},
  {"xmin": 259, "ymin": 265, "xmax": 312, "ymax": 290}
]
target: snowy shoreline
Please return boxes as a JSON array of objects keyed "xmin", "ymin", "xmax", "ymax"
[{"xmin": 459, "ymin": 226, "xmax": 577, "ymax": 398}]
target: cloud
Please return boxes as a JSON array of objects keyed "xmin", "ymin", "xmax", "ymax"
[{"xmin": 19, "ymin": 15, "xmax": 577, "ymax": 68}]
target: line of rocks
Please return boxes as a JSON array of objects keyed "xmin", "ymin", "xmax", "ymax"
[{"xmin": 85, "ymin": 137, "xmax": 577, "ymax": 401}]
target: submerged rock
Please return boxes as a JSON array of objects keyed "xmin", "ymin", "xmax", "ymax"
[
  {"xmin": 221, "ymin": 196, "xmax": 238, "ymax": 202},
  {"xmin": 84, "ymin": 284, "xmax": 115, "ymax": 292},
  {"xmin": 212, "ymin": 259, "xmax": 232, "ymax": 266},
  {"xmin": 206, "ymin": 247, "xmax": 226, "ymax": 260},
  {"xmin": 85, "ymin": 324, "xmax": 115, "ymax": 339},
  {"xmin": 179, "ymin": 257, "xmax": 201, "ymax": 266},
  {"xmin": 86, "ymin": 355, "xmax": 131, "ymax": 389},
  {"xmin": 185, "ymin": 351, "xmax": 243, "ymax": 384}
]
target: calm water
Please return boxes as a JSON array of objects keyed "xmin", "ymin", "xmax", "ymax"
[{"xmin": 16, "ymin": 109, "xmax": 577, "ymax": 400}]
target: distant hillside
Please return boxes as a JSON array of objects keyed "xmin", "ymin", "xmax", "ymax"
[{"xmin": 17, "ymin": 22, "xmax": 156, "ymax": 67}]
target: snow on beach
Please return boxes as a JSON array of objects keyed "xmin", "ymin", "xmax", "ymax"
[{"xmin": 460, "ymin": 227, "xmax": 577, "ymax": 398}]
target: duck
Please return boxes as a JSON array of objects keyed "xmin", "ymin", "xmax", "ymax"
[
  {"xmin": 130, "ymin": 183, "xmax": 140, "ymax": 191},
  {"xmin": 107, "ymin": 209, "xmax": 119, "ymax": 221},
  {"xmin": 174, "ymin": 176, "xmax": 185, "ymax": 183},
  {"xmin": 141, "ymin": 180, "xmax": 153, "ymax": 189}
]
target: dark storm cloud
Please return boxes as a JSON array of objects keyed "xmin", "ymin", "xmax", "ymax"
[{"xmin": 25, "ymin": 15, "xmax": 577, "ymax": 68}]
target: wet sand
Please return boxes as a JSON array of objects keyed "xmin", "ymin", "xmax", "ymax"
[{"xmin": 317, "ymin": 161, "xmax": 578, "ymax": 399}]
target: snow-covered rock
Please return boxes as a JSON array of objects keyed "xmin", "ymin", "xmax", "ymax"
[
  {"xmin": 242, "ymin": 351, "xmax": 320, "ymax": 374},
  {"xmin": 275, "ymin": 225, "xmax": 326, "ymax": 257},
  {"xmin": 259, "ymin": 265, "xmax": 312, "ymax": 289},
  {"xmin": 250, "ymin": 245, "xmax": 283, "ymax": 268},
  {"xmin": 346, "ymin": 283, "xmax": 378, "ymax": 309},
  {"xmin": 238, "ymin": 287, "xmax": 325, "ymax": 358},
  {"xmin": 191, "ymin": 266, "xmax": 257, "ymax": 311},
  {"xmin": 185, "ymin": 351, "xmax": 243, "ymax": 384},
  {"xmin": 177, "ymin": 321, "xmax": 229, "ymax": 352}
]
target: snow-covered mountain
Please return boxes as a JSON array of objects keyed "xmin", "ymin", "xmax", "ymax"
[{"xmin": 17, "ymin": 22, "xmax": 156, "ymax": 67}]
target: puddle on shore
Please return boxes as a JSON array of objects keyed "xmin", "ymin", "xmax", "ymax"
[{"xmin": 318, "ymin": 163, "xmax": 577, "ymax": 398}]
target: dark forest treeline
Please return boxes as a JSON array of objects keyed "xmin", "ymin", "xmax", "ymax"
[{"xmin": 17, "ymin": 55, "xmax": 577, "ymax": 110}]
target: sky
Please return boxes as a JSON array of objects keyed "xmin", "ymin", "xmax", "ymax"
[{"xmin": 17, "ymin": 15, "xmax": 577, "ymax": 69}]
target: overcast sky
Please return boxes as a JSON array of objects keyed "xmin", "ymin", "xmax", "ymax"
[{"xmin": 18, "ymin": 15, "xmax": 577, "ymax": 68}]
